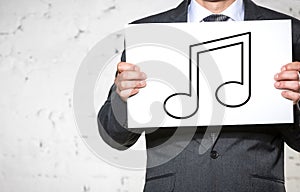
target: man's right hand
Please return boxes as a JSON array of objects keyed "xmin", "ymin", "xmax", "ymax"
[{"xmin": 115, "ymin": 62, "xmax": 147, "ymax": 101}]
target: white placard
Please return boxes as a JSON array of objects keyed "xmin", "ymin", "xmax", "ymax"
[{"xmin": 126, "ymin": 20, "xmax": 293, "ymax": 128}]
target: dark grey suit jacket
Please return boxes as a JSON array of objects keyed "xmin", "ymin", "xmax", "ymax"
[{"xmin": 98, "ymin": 0, "xmax": 300, "ymax": 191}]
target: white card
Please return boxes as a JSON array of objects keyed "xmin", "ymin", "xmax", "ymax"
[{"xmin": 125, "ymin": 20, "xmax": 293, "ymax": 128}]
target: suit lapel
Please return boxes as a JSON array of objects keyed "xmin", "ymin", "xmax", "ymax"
[
  {"xmin": 169, "ymin": 0, "xmax": 190, "ymax": 22},
  {"xmin": 244, "ymin": 0, "xmax": 264, "ymax": 20}
]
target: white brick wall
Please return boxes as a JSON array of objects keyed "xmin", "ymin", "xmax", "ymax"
[{"xmin": 0, "ymin": 0, "xmax": 299, "ymax": 191}]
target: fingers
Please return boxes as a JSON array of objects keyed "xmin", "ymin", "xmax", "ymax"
[
  {"xmin": 117, "ymin": 62, "xmax": 140, "ymax": 73},
  {"xmin": 116, "ymin": 80, "xmax": 146, "ymax": 91},
  {"xmin": 115, "ymin": 62, "xmax": 147, "ymax": 101},
  {"xmin": 116, "ymin": 88, "xmax": 140, "ymax": 100},
  {"xmin": 281, "ymin": 91, "xmax": 300, "ymax": 105},
  {"xmin": 275, "ymin": 61, "xmax": 300, "ymax": 104},
  {"xmin": 118, "ymin": 71, "xmax": 147, "ymax": 81},
  {"xmin": 274, "ymin": 70, "xmax": 299, "ymax": 81},
  {"xmin": 281, "ymin": 62, "xmax": 300, "ymax": 71},
  {"xmin": 274, "ymin": 81, "xmax": 300, "ymax": 92},
  {"xmin": 115, "ymin": 80, "xmax": 146, "ymax": 101}
]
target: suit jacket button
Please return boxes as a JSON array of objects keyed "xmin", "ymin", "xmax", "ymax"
[{"xmin": 210, "ymin": 150, "xmax": 219, "ymax": 159}]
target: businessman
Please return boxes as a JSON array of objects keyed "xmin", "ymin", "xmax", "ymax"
[{"xmin": 98, "ymin": 0, "xmax": 300, "ymax": 191}]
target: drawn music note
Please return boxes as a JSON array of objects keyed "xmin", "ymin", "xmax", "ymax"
[{"xmin": 163, "ymin": 32, "xmax": 251, "ymax": 119}]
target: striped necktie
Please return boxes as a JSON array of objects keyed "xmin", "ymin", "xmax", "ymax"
[{"xmin": 202, "ymin": 14, "xmax": 230, "ymax": 22}]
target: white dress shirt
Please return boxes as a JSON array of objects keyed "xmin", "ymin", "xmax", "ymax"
[{"xmin": 188, "ymin": 0, "xmax": 245, "ymax": 22}]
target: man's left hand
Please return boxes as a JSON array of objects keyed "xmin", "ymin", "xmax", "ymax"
[{"xmin": 274, "ymin": 62, "xmax": 300, "ymax": 104}]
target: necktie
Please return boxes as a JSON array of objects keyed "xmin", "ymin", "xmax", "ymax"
[{"xmin": 202, "ymin": 14, "xmax": 230, "ymax": 22}]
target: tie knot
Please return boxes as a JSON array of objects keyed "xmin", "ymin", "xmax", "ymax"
[{"xmin": 202, "ymin": 14, "xmax": 230, "ymax": 22}]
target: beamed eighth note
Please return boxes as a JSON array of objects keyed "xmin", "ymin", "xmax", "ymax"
[{"xmin": 163, "ymin": 32, "xmax": 252, "ymax": 119}]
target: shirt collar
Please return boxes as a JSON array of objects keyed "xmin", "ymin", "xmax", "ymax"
[{"xmin": 188, "ymin": 0, "xmax": 245, "ymax": 22}]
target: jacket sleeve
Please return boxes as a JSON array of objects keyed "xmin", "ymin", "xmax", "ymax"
[
  {"xmin": 279, "ymin": 105, "xmax": 300, "ymax": 152},
  {"xmin": 97, "ymin": 84, "xmax": 141, "ymax": 150}
]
